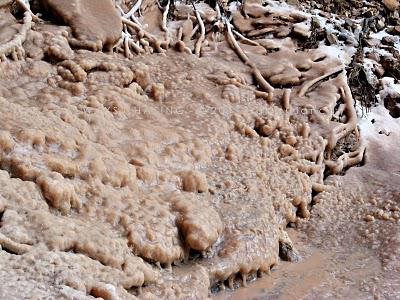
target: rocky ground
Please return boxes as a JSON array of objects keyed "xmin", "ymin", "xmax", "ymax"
[{"xmin": 0, "ymin": 0, "xmax": 399, "ymax": 299}]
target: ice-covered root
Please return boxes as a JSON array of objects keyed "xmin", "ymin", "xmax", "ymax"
[
  {"xmin": 298, "ymin": 66, "xmax": 344, "ymax": 97},
  {"xmin": 121, "ymin": 17, "xmax": 165, "ymax": 54},
  {"xmin": 326, "ymin": 82, "xmax": 358, "ymax": 157},
  {"xmin": 174, "ymin": 40, "xmax": 192, "ymax": 54},
  {"xmin": 57, "ymin": 60, "xmax": 87, "ymax": 82},
  {"xmin": 179, "ymin": 170, "xmax": 208, "ymax": 193},
  {"xmin": 292, "ymin": 196, "xmax": 310, "ymax": 219},
  {"xmin": 219, "ymin": 268, "xmax": 271, "ymax": 290},
  {"xmin": 281, "ymin": 89, "xmax": 291, "ymax": 111},
  {"xmin": 0, "ymin": 196, "xmax": 4, "ymax": 214},
  {"xmin": 0, "ymin": 130, "xmax": 15, "ymax": 153},
  {"xmin": 312, "ymin": 182, "xmax": 334, "ymax": 193},
  {"xmin": 161, "ymin": 0, "xmax": 170, "ymax": 33},
  {"xmin": 0, "ymin": 11, "xmax": 31, "ymax": 62},
  {"xmin": 36, "ymin": 172, "xmax": 81, "ymax": 215},
  {"xmin": 123, "ymin": 0, "xmax": 143, "ymax": 20},
  {"xmin": 278, "ymin": 230, "xmax": 299, "ymax": 262},
  {"xmin": 15, "ymin": 0, "xmax": 40, "ymax": 22},
  {"xmin": 192, "ymin": 2, "xmax": 205, "ymax": 57},
  {"xmin": 171, "ymin": 193, "xmax": 223, "ymax": 251},
  {"xmin": 0, "ymin": 232, "xmax": 32, "ymax": 254},
  {"xmin": 233, "ymin": 29, "xmax": 260, "ymax": 47},
  {"xmin": 325, "ymin": 142, "xmax": 366, "ymax": 175},
  {"xmin": 150, "ymin": 82, "xmax": 165, "ymax": 102},
  {"xmin": 89, "ymin": 283, "xmax": 119, "ymax": 300},
  {"xmin": 224, "ymin": 18, "xmax": 274, "ymax": 97}
]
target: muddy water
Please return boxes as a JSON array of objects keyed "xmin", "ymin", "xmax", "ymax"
[{"xmin": 0, "ymin": 0, "xmax": 399, "ymax": 299}]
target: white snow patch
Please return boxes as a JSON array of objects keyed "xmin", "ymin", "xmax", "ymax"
[
  {"xmin": 318, "ymin": 44, "xmax": 356, "ymax": 65},
  {"xmin": 363, "ymin": 46, "xmax": 393, "ymax": 58},
  {"xmin": 359, "ymin": 104, "xmax": 400, "ymax": 140},
  {"xmin": 380, "ymin": 77, "xmax": 400, "ymax": 99},
  {"xmin": 370, "ymin": 30, "xmax": 391, "ymax": 40}
]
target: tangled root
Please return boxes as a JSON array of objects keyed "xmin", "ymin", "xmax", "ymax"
[
  {"xmin": 325, "ymin": 143, "xmax": 365, "ymax": 175},
  {"xmin": 121, "ymin": 17, "xmax": 165, "ymax": 54},
  {"xmin": 0, "ymin": 10, "xmax": 31, "ymax": 62}
]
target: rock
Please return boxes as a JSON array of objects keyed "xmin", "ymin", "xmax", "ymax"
[
  {"xmin": 376, "ymin": 19, "xmax": 386, "ymax": 31},
  {"xmin": 383, "ymin": 0, "xmax": 399, "ymax": 11},
  {"xmin": 287, "ymin": 0, "xmax": 300, "ymax": 6},
  {"xmin": 319, "ymin": 11, "xmax": 331, "ymax": 19},
  {"xmin": 326, "ymin": 32, "xmax": 339, "ymax": 45},
  {"xmin": 293, "ymin": 24, "xmax": 311, "ymax": 38},
  {"xmin": 346, "ymin": 35, "xmax": 359, "ymax": 47},
  {"xmin": 40, "ymin": 0, "xmax": 122, "ymax": 51},
  {"xmin": 344, "ymin": 18, "xmax": 355, "ymax": 28},
  {"xmin": 382, "ymin": 35, "xmax": 396, "ymax": 46},
  {"xmin": 367, "ymin": 51, "xmax": 381, "ymax": 62},
  {"xmin": 374, "ymin": 64, "xmax": 385, "ymax": 77},
  {"xmin": 311, "ymin": 17, "xmax": 321, "ymax": 29},
  {"xmin": 279, "ymin": 240, "xmax": 300, "ymax": 262},
  {"xmin": 388, "ymin": 26, "xmax": 400, "ymax": 35},
  {"xmin": 364, "ymin": 38, "xmax": 380, "ymax": 47}
]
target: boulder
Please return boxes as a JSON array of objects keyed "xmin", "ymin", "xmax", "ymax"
[{"xmin": 383, "ymin": 0, "xmax": 399, "ymax": 11}]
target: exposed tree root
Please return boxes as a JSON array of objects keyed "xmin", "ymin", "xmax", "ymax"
[
  {"xmin": 281, "ymin": 88, "xmax": 291, "ymax": 111},
  {"xmin": 224, "ymin": 18, "xmax": 274, "ymax": 96},
  {"xmin": 161, "ymin": 0, "xmax": 170, "ymax": 32},
  {"xmin": 233, "ymin": 29, "xmax": 260, "ymax": 47},
  {"xmin": 0, "ymin": 233, "xmax": 32, "ymax": 255},
  {"xmin": 0, "ymin": 7, "xmax": 32, "ymax": 62},
  {"xmin": 15, "ymin": 0, "xmax": 40, "ymax": 22},
  {"xmin": 192, "ymin": 2, "xmax": 205, "ymax": 57},
  {"xmin": 325, "ymin": 143, "xmax": 365, "ymax": 175},
  {"xmin": 123, "ymin": 0, "xmax": 143, "ymax": 20},
  {"xmin": 327, "ymin": 80, "xmax": 359, "ymax": 158},
  {"xmin": 121, "ymin": 17, "xmax": 165, "ymax": 54},
  {"xmin": 298, "ymin": 66, "xmax": 344, "ymax": 97}
]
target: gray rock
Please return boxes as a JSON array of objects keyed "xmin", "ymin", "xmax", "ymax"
[
  {"xmin": 326, "ymin": 32, "xmax": 339, "ymax": 45},
  {"xmin": 382, "ymin": 35, "xmax": 396, "ymax": 46},
  {"xmin": 377, "ymin": 20, "xmax": 386, "ymax": 31},
  {"xmin": 287, "ymin": 0, "xmax": 300, "ymax": 6}
]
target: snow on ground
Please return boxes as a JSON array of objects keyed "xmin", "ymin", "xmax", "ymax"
[{"xmin": 358, "ymin": 103, "xmax": 400, "ymax": 140}]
